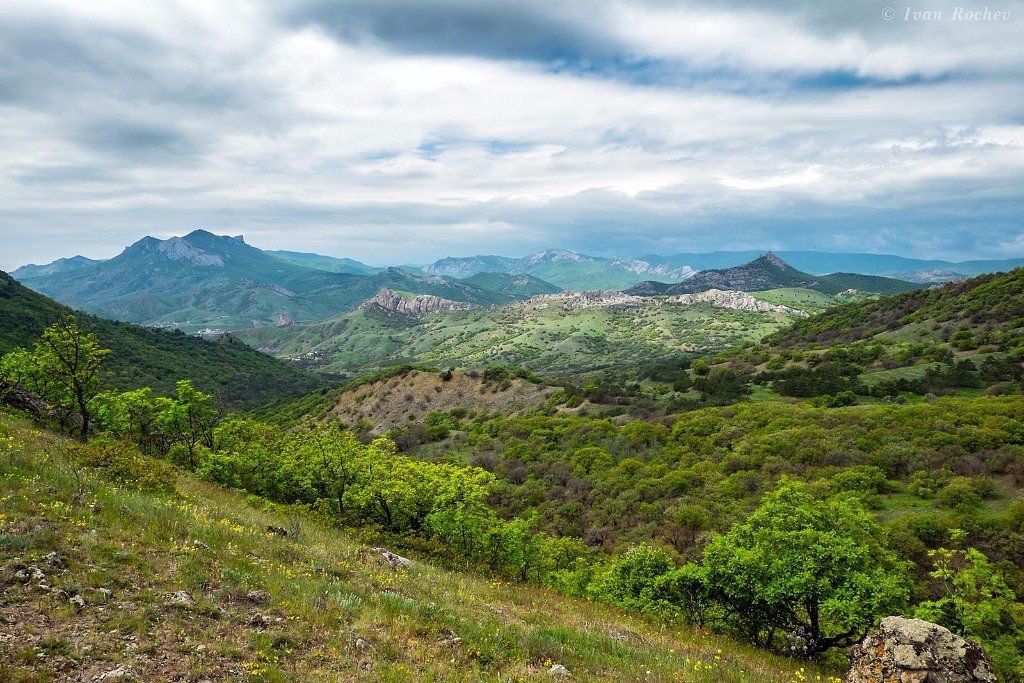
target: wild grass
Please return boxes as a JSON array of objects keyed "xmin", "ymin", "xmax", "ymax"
[{"xmin": 0, "ymin": 412, "xmax": 840, "ymax": 682}]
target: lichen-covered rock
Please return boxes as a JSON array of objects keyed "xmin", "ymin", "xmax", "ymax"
[{"xmin": 844, "ymin": 616, "xmax": 996, "ymax": 683}]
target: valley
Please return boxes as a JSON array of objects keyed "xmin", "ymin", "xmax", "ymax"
[{"xmin": 4, "ymin": 236, "xmax": 1024, "ymax": 682}]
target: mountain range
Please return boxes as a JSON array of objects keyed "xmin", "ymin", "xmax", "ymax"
[
  {"xmin": 422, "ymin": 249, "xmax": 697, "ymax": 290},
  {"xmin": 626, "ymin": 253, "xmax": 921, "ymax": 296},
  {"xmin": 16, "ymin": 232, "xmax": 1023, "ymax": 337},
  {"xmin": 12, "ymin": 231, "xmax": 557, "ymax": 332}
]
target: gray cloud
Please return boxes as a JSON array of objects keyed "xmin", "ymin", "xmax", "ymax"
[{"xmin": 288, "ymin": 0, "xmax": 610, "ymax": 62}]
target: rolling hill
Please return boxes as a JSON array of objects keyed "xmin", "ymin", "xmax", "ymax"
[
  {"xmin": 627, "ymin": 253, "xmax": 921, "ymax": 296},
  {"xmin": 266, "ymin": 250, "xmax": 381, "ymax": 275},
  {"xmin": 12, "ymin": 231, "xmax": 529, "ymax": 332},
  {"xmin": 238, "ymin": 289, "xmax": 807, "ymax": 376},
  {"xmin": 766, "ymin": 266, "xmax": 1024, "ymax": 349},
  {"xmin": 0, "ymin": 269, "xmax": 327, "ymax": 409},
  {"xmin": 461, "ymin": 272, "xmax": 562, "ymax": 297},
  {"xmin": 423, "ymin": 249, "xmax": 695, "ymax": 291},
  {"xmin": 639, "ymin": 250, "xmax": 1024, "ymax": 278}
]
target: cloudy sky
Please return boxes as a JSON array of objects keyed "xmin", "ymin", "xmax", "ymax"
[{"xmin": 1, "ymin": 0, "xmax": 1022, "ymax": 270}]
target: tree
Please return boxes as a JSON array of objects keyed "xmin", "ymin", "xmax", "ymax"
[
  {"xmin": 293, "ymin": 421, "xmax": 361, "ymax": 516},
  {"xmin": 914, "ymin": 536, "xmax": 1024, "ymax": 679},
  {"xmin": 0, "ymin": 318, "xmax": 110, "ymax": 440},
  {"xmin": 155, "ymin": 380, "xmax": 218, "ymax": 469},
  {"xmin": 701, "ymin": 482, "xmax": 910, "ymax": 656},
  {"xmin": 93, "ymin": 388, "xmax": 157, "ymax": 451}
]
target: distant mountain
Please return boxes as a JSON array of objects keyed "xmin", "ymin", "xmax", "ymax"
[
  {"xmin": 641, "ymin": 250, "xmax": 1024, "ymax": 278},
  {"xmin": 0, "ymin": 270, "xmax": 326, "ymax": 409},
  {"xmin": 891, "ymin": 269, "xmax": 966, "ymax": 284},
  {"xmin": 14, "ymin": 231, "xmax": 520, "ymax": 332},
  {"xmin": 626, "ymin": 253, "xmax": 922, "ymax": 296},
  {"xmin": 12, "ymin": 255, "xmax": 103, "ymax": 279},
  {"xmin": 423, "ymin": 249, "xmax": 695, "ymax": 290},
  {"xmin": 462, "ymin": 272, "xmax": 562, "ymax": 297},
  {"xmin": 267, "ymin": 250, "xmax": 380, "ymax": 275}
]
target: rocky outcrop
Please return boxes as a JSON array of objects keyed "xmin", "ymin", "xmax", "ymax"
[
  {"xmin": 844, "ymin": 616, "xmax": 996, "ymax": 683},
  {"xmin": 360, "ymin": 287, "xmax": 478, "ymax": 316},
  {"xmin": 676, "ymin": 289, "xmax": 807, "ymax": 316},
  {"xmin": 527, "ymin": 291, "xmax": 648, "ymax": 310}
]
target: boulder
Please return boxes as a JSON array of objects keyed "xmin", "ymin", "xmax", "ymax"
[{"xmin": 844, "ymin": 616, "xmax": 996, "ymax": 683}]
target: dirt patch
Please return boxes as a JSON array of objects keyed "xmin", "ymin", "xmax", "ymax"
[{"xmin": 331, "ymin": 370, "xmax": 556, "ymax": 434}]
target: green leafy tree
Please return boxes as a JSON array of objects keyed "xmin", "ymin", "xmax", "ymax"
[
  {"xmin": 292, "ymin": 421, "xmax": 362, "ymax": 516},
  {"xmin": 155, "ymin": 380, "xmax": 218, "ymax": 469},
  {"xmin": 914, "ymin": 534, "xmax": 1024, "ymax": 679},
  {"xmin": 702, "ymin": 482, "xmax": 910, "ymax": 655},
  {"xmin": 93, "ymin": 388, "xmax": 157, "ymax": 451},
  {"xmin": 0, "ymin": 317, "xmax": 110, "ymax": 439}
]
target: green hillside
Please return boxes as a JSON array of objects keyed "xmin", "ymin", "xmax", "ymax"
[
  {"xmin": 0, "ymin": 270, "xmax": 326, "ymax": 409},
  {"xmin": 0, "ymin": 412, "xmax": 831, "ymax": 683},
  {"xmin": 266, "ymin": 250, "xmax": 381, "ymax": 275},
  {"xmin": 462, "ymin": 272, "xmax": 562, "ymax": 297},
  {"xmin": 240, "ymin": 296, "xmax": 802, "ymax": 376},
  {"xmin": 705, "ymin": 268, "xmax": 1024, "ymax": 404},
  {"xmin": 767, "ymin": 268, "xmax": 1024, "ymax": 348}
]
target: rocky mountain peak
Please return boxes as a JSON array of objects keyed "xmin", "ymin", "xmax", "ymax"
[
  {"xmin": 757, "ymin": 252, "xmax": 791, "ymax": 269},
  {"xmin": 361, "ymin": 287, "xmax": 478, "ymax": 316}
]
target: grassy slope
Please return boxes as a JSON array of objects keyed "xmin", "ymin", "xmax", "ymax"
[
  {"xmin": 240, "ymin": 301, "xmax": 798, "ymax": 376},
  {"xmin": 766, "ymin": 268, "xmax": 1024, "ymax": 348},
  {"xmin": 0, "ymin": 271, "xmax": 327, "ymax": 410},
  {"xmin": 0, "ymin": 414, "xmax": 832, "ymax": 683}
]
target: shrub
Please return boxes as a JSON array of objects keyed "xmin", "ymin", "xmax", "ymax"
[{"xmin": 69, "ymin": 440, "xmax": 176, "ymax": 493}]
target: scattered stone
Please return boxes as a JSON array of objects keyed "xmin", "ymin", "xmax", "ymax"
[
  {"xmin": 69, "ymin": 594, "xmax": 86, "ymax": 611},
  {"xmin": 94, "ymin": 666, "xmax": 133, "ymax": 681},
  {"xmin": 266, "ymin": 525, "xmax": 288, "ymax": 537},
  {"xmin": 28, "ymin": 565, "xmax": 46, "ymax": 581},
  {"xmin": 43, "ymin": 551, "xmax": 65, "ymax": 567},
  {"xmin": 247, "ymin": 612, "xmax": 279, "ymax": 628},
  {"xmin": 354, "ymin": 637, "xmax": 371, "ymax": 652},
  {"xmin": 844, "ymin": 616, "xmax": 996, "ymax": 683},
  {"xmin": 371, "ymin": 547, "xmax": 413, "ymax": 570},
  {"xmin": 437, "ymin": 636, "xmax": 462, "ymax": 648},
  {"xmin": 246, "ymin": 589, "xmax": 271, "ymax": 605},
  {"xmin": 163, "ymin": 591, "xmax": 196, "ymax": 609},
  {"xmin": 192, "ymin": 539, "xmax": 210, "ymax": 551},
  {"xmin": 549, "ymin": 663, "xmax": 572, "ymax": 678}
]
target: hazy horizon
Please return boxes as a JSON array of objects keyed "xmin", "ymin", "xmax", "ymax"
[{"xmin": 8, "ymin": 228, "xmax": 1024, "ymax": 272}]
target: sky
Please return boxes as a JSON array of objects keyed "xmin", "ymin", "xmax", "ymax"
[{"xmin": 1, "ymin": 0, "xmax": 1022, "ymax": 270}]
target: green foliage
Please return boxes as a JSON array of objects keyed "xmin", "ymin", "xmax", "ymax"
[
  {"xmin": 67, "ymin": 439, "xmax": 176, "ymax": 493},
  {"xmin": 0, "ymin": 271, "xmax": 327, "ymax": 410},
  {"xmin": 701, "ymin": 483, "xmax": 911, "ymax": 655},
  {"xmin": 154, "ymin": 380, "xmax": 218, "ymax": 470},
  {"xmin": 588, "ymin": 543, "xmax": 675, "ymax": 613},
  {"xmin": 1, "ymin": 317, "xmax": 110, "ymax": 439},
  {"xmin": 915, "ymin": 538, "xmax": 1024, "ymax": 680}
]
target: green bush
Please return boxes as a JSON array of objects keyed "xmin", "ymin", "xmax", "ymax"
[{"xmin": 69, "ymin": 440, "xmax": 176, "ymax": 493}]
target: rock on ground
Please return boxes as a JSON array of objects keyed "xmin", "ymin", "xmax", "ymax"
[{"xmin": 845, "ymin": 616, "xmax": 996, "ymax": 683}]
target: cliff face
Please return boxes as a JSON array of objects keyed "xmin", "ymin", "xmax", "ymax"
[
  {"xmin": 360, "ymin": 287, "xmax": 479, "ymax": 316},
  {"xmin": 676, "ymin": 289, "xmax": 808, "ymax": 316}
]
